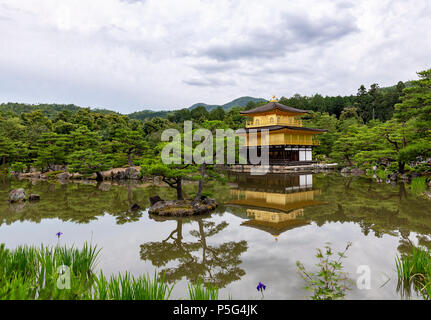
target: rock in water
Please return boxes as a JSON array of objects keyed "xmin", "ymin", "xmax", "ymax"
[
  {"xmin": 98, "ymin": 182, "xmax": 111, "ymax": 192},
  {"xmin": 351, "ymin": 168, "xmax": 365, "ymax": 176},
  {"xmin": 149, "ymin": 195, "xmax": 163, "ymax": 206},
  {"xmin": 57, "ymin": 172, "xmax": 70, "ymax": 180},
  {"xmin": 130, "ymin": 203, "xmax": 141, "ymax": 211},
  {"xmin": 9, "ymin": 189, "xmax": 26, "ymax": 203},
  {"xmin": 125, "ymin": 167, "xmax": 140, "ymax": 180},
  {"xmin": 28, "ymin": 194, "xmax": 40, "ymax": 202}
]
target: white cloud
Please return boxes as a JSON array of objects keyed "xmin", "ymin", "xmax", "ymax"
[{"xmin": 0, "ymin": 0, "xmax": 430, "ymax": 113}]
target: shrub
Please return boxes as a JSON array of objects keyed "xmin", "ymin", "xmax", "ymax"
[
  {"xmin": 296, "ymin": 242, "xmax": 354, "ymax": 300},
  {"xmin": 9, "ymin": 162, "xmax": 26, "ymax": 173}
]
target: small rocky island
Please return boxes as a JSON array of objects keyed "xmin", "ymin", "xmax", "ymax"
[
  {"xmin": 148, "ymin": 195, "xmax": 217, "ymax": 217},
  {"xmin": 9, "ymin": 189, "xmax": 40, "ymax": 203}
]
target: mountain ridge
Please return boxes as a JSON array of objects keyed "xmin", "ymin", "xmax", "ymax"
[{"xmin": 189, "ymin": 96, "xmax": 267, "ymax": 111}]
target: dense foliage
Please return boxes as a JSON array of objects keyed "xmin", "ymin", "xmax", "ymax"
[{"xmin": 0, "ymin": 68, "xmax": 430, "ymax": 180}]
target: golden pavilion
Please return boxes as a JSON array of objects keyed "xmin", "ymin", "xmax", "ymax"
[
  {"xmin": 238, "ymin": 96, "xmax": 327, "ymax": 164},
  {"xmin": 227, "ymin": 174, "xmax": 327, "ymax": 241}
]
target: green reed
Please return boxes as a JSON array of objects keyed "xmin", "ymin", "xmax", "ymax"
[
  {"xmin": 395, "ymin": 245, "xmax": 431, "ymax": 300},
  {"xmin": 90, "ymin": 271, "xmax": 174, "ymax": 300},
  {"xmin": 0, "ymin": 243, "xmax": 100, "ymax": 300},
  {"xmin": 1, "ymin": 243, "xmax": 222, "ymax": 300},
  {"xmin": 188, "ymin": 278, "xmax": 219, "ymax": 300},
  {"xmin": 375, "ymin": 169, "xmax": 388, "ymax": 180},
  {"xmin": 410, "ymin": 177, "xmax": 427, "ymax": 196}
]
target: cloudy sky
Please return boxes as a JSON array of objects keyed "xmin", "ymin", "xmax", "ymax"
[{"xmin": 0, "ymin": 0, "xmax": 430, "ymax": 113}]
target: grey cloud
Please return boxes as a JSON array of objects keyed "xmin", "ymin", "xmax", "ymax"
[
  {"xmin": 235, "ymin": 65, "xmax": 312, "ymax": 80},
  {"xmin": 198, "ymin": 13, "xmax": 358, "ymax": 61},
  {"xmin": 335, "ymin": 1, "xmax": 355, "ymax": 9},
  {"xmin": 1, "ymin": 0, "xmax": 429, "ymax": 112},
  {"xmin": 190, "ymin": 61, "xmax": 238, "ymax": 74},
  {"xmin": 183, "ymin": 77, "xmax": 236, "ymax": 87}
]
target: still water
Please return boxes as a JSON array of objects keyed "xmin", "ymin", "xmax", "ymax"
[{"xmin": 0, "ymin": 173, "xmax": 430, "ymax": 299}]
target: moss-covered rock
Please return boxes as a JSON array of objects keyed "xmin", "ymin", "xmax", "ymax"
[{"xmin": 148, "ymin": 198, "xmax": 217, "ymax": 217}]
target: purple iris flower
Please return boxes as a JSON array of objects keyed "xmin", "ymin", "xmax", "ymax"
[
  {"xmin": 256, "ymin": 282, "xmax": 266, "ymax": 291},
  {"xmin": 56, "ymin": 232, "xmax": 63, "ymax": 238}
]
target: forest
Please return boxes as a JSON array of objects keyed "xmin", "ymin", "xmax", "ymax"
[{"xmin": 0, "ymin": 68, "xmax": 430, "ymax": 180}]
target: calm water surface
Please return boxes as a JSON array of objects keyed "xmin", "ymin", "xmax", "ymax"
[{"xmin": 0, "ymin": 173, "xmax": 430, "ymax": 299}]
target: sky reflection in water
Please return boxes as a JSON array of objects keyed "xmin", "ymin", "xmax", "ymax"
[{"xmin": 0, "ymin": 173, "xmax": 429, "ymax": 299}]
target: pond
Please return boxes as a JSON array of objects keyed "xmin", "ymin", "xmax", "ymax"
[{"xmin": 0, "ymin": 173, "xmax": 430, "ymax": 299}]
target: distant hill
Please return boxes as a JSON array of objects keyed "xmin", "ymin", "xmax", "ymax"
[
  {"xmin": 189, "ymin": 96, "xmax": 267, "ymax": 111},
  {"xmin": 0, "ymin": 103, "xmax": 118, "ymax": 119},
  {"xmin": 128, "ymin": 96, "xmax": 268, "ymax": 121},
  {"xmin": 128, "ymin": 109, "xmax": 172, "ymax": 121}
]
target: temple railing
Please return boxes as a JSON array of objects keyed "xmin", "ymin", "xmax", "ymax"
[
  {"xmin": 254, "ymin": 160, "xmax": 318, "ymax": 165},
  {"xmin": 245, "ymin": 118, "xmax": 303, "ymax": 128},
  {"xmin": 244, "ymin": 138, "xmax": 320, "ymax": 146}
]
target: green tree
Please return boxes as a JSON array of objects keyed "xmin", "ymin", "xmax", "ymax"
[
  {"xmin": 141, "ymin": 158, "xmax": 197, "ymax": 200},
  {"xmin": 68, "ymin": 126, "xmax": 100, "ymax": 151},
  {"xmin": 368, "ymin": 83, "xmax": 380, "ymax": 121},
  {"xmin": 386, "ymin": 69, "xmax": 431, "ymax": 172},
  {"xmin": 20, "ymin": 110, "xmax": 52, "ymax": 147},
  {"xmin": 208, "ymin": 107, "xmax": 225, "ymax": 121},
  {"xmin": 191, "ymin": 106, "xmax": 209, "ymax": 121},
  {"xmin": 0, "ymin": 134, "xmax": 17, "ymax": 165},
  {"xmin": 113, "ymin": 129, "xmax": 147, "ymax": 166},
  {"xmin": 67, "ymin": 149, "xmax": 110, "ymax": 180},
  {"xmin": 330, "ymin": 128, "xmax": 360, "ymax": 166},
  {"xmin": 34, "ymin": 132, "xmax": 69, "ymax": 171},
  {"xmin": 356, "ymin": 85, "xmax": 373, "ymax": 122}
]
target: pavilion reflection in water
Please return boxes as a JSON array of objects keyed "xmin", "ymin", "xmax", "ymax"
[{"xmin": 228, "ymin": 174, "xmax": 326, "ymax": 241}]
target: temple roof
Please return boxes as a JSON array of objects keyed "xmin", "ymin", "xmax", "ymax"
[
  {"xmin": 240, "ymin": 102, "xmax": 309, "ymax": 115},
  {"xmin": 226, "ymin": 199, "xmax": 327, "ymax": 213},
  {"xmin": 241, "ymin": 219, "xmax": 310, "ymax": 236},
  {"xmin": 236, "ymin": 125, "xmax": 328, "ymax": 133}
]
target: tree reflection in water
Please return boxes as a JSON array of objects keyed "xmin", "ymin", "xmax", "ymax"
[{"xmin": 140, "ymin": 214, "xmax": 248, "ymax": 288}]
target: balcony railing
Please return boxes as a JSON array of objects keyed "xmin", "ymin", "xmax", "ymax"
[
  {"xmin": 245, "ymin": 139, "xmax": 320, "ymax": 147},
  {"xmin": 246, "ymin": 118, "xmax": 303, "ymax": 128}
]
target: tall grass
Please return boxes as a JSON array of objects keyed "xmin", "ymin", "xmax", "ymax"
[
  {"xmin": 0, "ymin": 243, "xmax": 221, "ymax": 300},
  {"xmin": 395, "ymin": 245, "xmax": 431, "ymax": 300},
  {"xmin": 0, "ymin": 243, "xmax": 100, "ymax": 299},
  {"xmin": 90, "ymin": 271, "xmax": 174, "ymax": 300},
  {"xmin": 188, "ymin": 278, "xmax": 219, "ymax": 300},
  {"xmin": 375, "ymin": 169, "xmax": 388, "ymax": 180},
  {"xmin": 410, "ymin": 177, "xmax": 427, "ymax": 196}
]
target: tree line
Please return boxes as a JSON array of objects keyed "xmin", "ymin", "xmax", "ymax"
[{"xmin": 0, "ymin": 69, "xmax": 430, "ymax": 188}]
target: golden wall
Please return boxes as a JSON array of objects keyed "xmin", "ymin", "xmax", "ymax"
[
  {"xmin": 245, "ymin": 113, "xmax": 303, "ymax": 128},
  {"xmin": 243, "ymin": 130, "xmax": 319, "ymax": 146}
]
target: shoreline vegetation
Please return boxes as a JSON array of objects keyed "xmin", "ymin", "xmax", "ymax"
[
  {"xmin": 2, "ymin": 240, "xmax": 430, "ymax": 300},
  {"xmin": 396, "ymin": 244, "xmax": 431, "ymax": 300},
  {"xmin": 0, "ymin": 243, "xmax": 219, "ymax": 300},
  {"xmin": 1, "ymin": 68, "xmax": 429, "ymax": 200}
]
